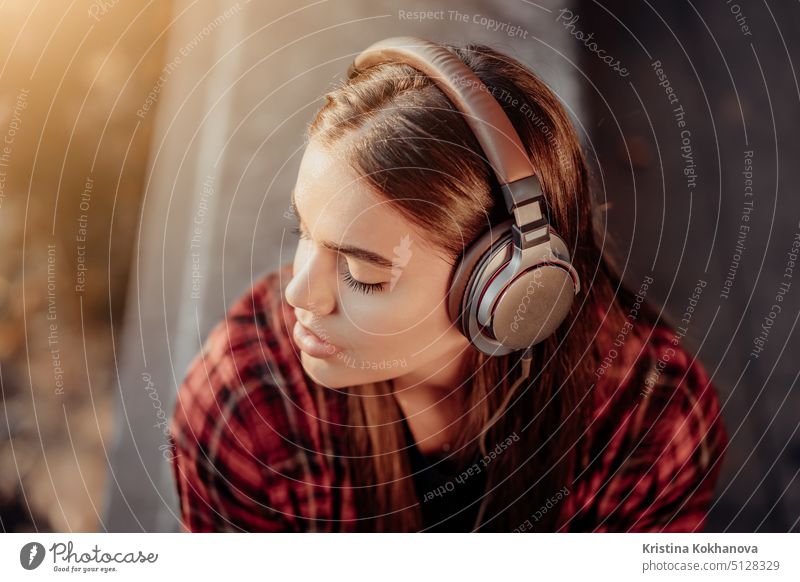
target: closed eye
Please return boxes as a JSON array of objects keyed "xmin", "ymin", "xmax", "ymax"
[{"xmin": 291, "ymin": 224, "xmax": 386, "ymax": 294}]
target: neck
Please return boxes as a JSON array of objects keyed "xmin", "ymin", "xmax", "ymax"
[
  {"xmin": 390, "ymin": 345, "xmax": 475, "ymax": 457},
  {"xmin": 391, "ymin": 344, "xmax": 473, "ymax": 397}
]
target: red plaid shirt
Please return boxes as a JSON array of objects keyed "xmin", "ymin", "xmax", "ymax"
[{"xmin": 169, "ymin": 263, "xmax": 728, "ymax": 532}]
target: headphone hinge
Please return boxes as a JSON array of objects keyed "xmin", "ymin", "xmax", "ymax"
[{"xmin": 503, "ymin": 176, "xmax": 551, "ymax": 249}]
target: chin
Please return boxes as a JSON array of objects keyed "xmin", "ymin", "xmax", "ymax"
[{"xmin": 299, "ymin": 351, "xmax": 353, "ymax": 388}]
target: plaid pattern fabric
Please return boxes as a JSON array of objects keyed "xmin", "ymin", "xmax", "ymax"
[{"xmin": 169, "ymin": 263, "xmax": 728, "ymax": 532}]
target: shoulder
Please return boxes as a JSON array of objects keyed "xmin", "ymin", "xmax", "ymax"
[
  {"xmin": 195, "ymin": 263, "xmax": 298, "ymax": 386},
  {"xmin": 625, "ymin": 324, "xmax": 727, "ymax": 470},
  {"xmin": 591, "ymin": 321, "xmax": 726, "ymax": 454},
  {"xmin": 568, "ymin": 320, "xmax": 728, "ymax": 531},
  {"xmin": 172, "ymin": 263, "xmax": 303, "ymax": 456},
  {"xmin": 169, "ymin": 264, "xmax": 336, "ymax": 530}
]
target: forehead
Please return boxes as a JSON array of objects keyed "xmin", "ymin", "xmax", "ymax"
[
  {"xmin": 293, "ymin": 140, "xmax": 434, "ymax": 253},
  {"xmin": 294, "ymin": 140, "xmax": 377, "ymax": 222}
]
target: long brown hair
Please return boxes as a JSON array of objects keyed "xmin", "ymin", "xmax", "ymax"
[{"xmin": 306, "ymin": 42, "xmax": 659, "ymax": 532}]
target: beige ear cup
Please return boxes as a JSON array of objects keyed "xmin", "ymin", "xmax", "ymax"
[
  {"xmin": 448, "ymin": 220, "xmax": 513, "ymax": 353},
  {"xmin": 448, "ymin": 219, "xmax": 580, "ymax": 356}
]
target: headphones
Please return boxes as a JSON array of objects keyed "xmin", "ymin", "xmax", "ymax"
[{"xmin": 347, "ymin": 37, "xmax": 581, "ymax": 357}]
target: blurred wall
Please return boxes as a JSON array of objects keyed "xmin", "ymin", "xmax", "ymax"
[{"xmin": 0, "ymin": 1, "xmax": 171, "ymax": 531}]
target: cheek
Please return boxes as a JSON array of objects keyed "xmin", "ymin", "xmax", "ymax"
[
  {"xmin": 341, "ymin": 287, "xmax": 453, "ymax": 345},
  {"xmin": 337, "ymin": 293, "xmax": 395, "ymax": 338}
]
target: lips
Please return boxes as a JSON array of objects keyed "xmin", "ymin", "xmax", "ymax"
[{"xmin": 292, "ymin": 319, "xmax": 344, "ymax": 359}]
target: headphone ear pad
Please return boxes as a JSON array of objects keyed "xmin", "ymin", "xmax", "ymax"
[{"xmin": 448, "ymin": 220, "xmax": 515, "ymax": 337}]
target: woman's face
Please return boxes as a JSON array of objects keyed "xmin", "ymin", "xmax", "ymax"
[{"xmin": 284, "ymin": 138, "xmax": 472, "ymax": 389}]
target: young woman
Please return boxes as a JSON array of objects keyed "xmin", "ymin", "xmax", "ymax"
[{"xmin": 169, "ymin": 39, "xmax": 727, "ymax": 533}]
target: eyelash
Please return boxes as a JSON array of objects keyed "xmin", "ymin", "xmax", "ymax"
[{"xmin": 291, "ymin": 224, "xmax": 386, "ymax": 295}]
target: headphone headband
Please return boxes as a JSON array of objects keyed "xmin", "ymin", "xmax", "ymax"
[
  {"xmin": 348, "ymin": 36, "xmax": 533, "ymax": 184},
  {"xmin": 347, "ymin": 36, "xmax": 551, "ymax": 250}
]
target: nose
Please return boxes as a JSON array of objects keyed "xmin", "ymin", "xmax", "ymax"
[{"xmin": 284, "ymin": 252, "xmax": 336, "ymax": 316}]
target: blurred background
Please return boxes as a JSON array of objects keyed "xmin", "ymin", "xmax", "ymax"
[{"xmin": 0, "ymin": 0, "xmax": 797, "ymax": 533}]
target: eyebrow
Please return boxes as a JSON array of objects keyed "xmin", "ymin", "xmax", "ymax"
[{"xmin": 290, "ymin": 188, "xmax": 395, "ymax": 270}]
